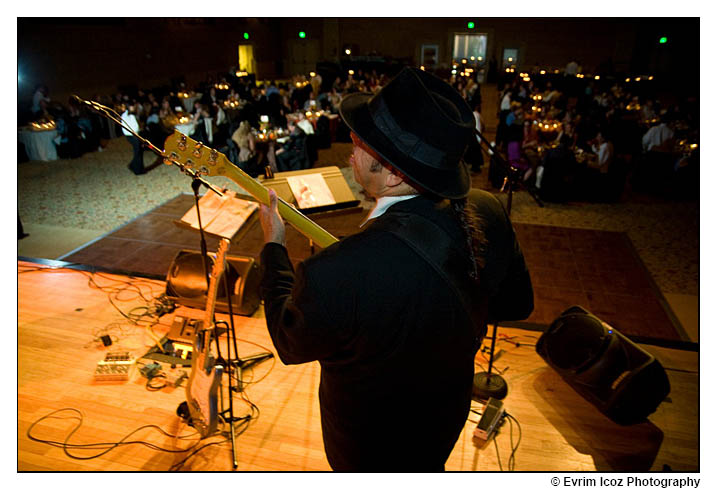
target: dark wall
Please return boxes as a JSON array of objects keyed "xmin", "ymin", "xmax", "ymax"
[
  {"xmin": 18, "ymin": 18, "xmax": 283, "ymax": 104},
  {"xmin": 17, "ymin": 17, "xmax": 699, "ymax": 107}
]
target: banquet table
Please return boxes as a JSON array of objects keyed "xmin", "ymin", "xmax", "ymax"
[{"xmin": 18, "ymin": 127, "xmax": 58, "ymax": 161}]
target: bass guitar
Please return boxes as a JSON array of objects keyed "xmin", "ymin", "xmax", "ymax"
[
  {"xmin": 185, "ymin": 238, "xmax": 229, "ymax": 438},
  {"xmin": 163, "ymin": 131, "xmax": 339, "ymax": 248}
]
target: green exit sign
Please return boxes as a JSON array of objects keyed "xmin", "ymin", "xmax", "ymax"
[
  {"xmin": 467, "ymin": 21, "xmax": 475, "ymax": 29},
  {"xmin": 659, "ymin": 37, "xmax": 668, "ymax": 44}
]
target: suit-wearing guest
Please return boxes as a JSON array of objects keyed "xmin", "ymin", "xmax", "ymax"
[
  {"xmin": 258, "ymin": 68, "xmax": 533, "ymax": 471},
  {"xmin": 121, "ymin": 101, "xmax": 144, "ymax": 175}
]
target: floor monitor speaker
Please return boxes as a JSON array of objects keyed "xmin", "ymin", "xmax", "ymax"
[
  {"xmin": 165, "ymin": 249, "xmax": 260, "ymax": 316},
  {"xmin": 536, "ymin": 305, "xmax": 670, "ymax": 425}
]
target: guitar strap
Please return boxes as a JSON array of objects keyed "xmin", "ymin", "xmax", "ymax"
[{"xmin": 369, "ymin": 211, "xmax": 488, "ymax": 341}]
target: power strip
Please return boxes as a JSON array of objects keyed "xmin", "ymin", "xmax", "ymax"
[{"xmin": 94, "ymin": 351, "xmax": 135, "ymax": 381}]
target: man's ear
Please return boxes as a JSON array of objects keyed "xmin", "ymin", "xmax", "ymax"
[{"xmin": 384, "ymin": 169, "xmax": 404, "ymax": 188}]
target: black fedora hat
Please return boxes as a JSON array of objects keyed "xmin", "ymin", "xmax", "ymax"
[{"xmin": 339, "ymin": 67, "xmax": 474, "ymax": 199}]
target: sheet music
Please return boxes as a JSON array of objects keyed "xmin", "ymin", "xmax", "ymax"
[
  {"xmin": 286, "ymin": 173, "xmax": 337, "ymax": 209},
  {"xmin": 179, "ymin": 190, "xmax": 258, "ymax": 239}
]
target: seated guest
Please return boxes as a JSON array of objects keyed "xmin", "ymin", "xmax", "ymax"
[
  {"xmin": 535, "ymin": 134, "xmax": 576, "ymax": 202},
  {"xmin": 146, "ymin": 106, "xmax": 170, "ymax": 148},
  {"xmin": 522, "ymin": 118, "xmax": 540, "ymax": 150},
  {"xmin": 553, "ymin": 120, "xmax": 578, "ymax": 149},
  {"xmin": 191, "ymin": 104, "xmax": 217, "ymax": 146},
  {"xmin": 31, "ymin": 84, "xmax": 51, "ymax": 117},
  {"xmin": 267, "ymin": 92, "xmax": 288, "ymax": 129},
  {"xmin": 642, "ymin": 99, "xmax": 657, "ymax": 122},
  {"xmin": 303, "ymin": 91, "xmax": 317, "ymax": 111},
  {"xmin": 635, "ymin": 118, "xmax": 676, "ymax": 192},
  {"xmin": 589, "ymin": 131, "xmax": 614, "ymax": 174},
  {"xmin": 326, "ymin": 87, "xmax": 342, "ymax": 113},
  {"xmin": 69, "ymin": 97, "xmax": 101, "ymax": 154},
  {"xmin": 231, "ymin": 120, "xmax": 257, "ymax": 164},
  {"xmin": 580, "ymin": 130, "xmax": 618, "ymax": 200},
  {"xmin": 642, "ymin": 118, "xmax": 674, "ymax": 153},
  {"xmin": 505, "ymin": 103, "xmax": 524, "ymax": 147},
  {"xmin": 269, "ymin": 120, "xmax": 310, "ymax": 172},
  {"xmin": 54, "ymin": 106, "xmax": 84, "ymax": 159},
  {"xmin": 201, "ymin": 87, "xmax": 219, "ymax": 106},
  {"xmin": 159, "ymin": 97, "xmax": 176, "ymax": 122},
  {"xmin": 295, "ymin": 114, "xmax": 315, "ymax": 135}
]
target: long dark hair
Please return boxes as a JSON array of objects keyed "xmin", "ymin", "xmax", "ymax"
[{"xmin": 451, "ymin": 197, "xmax": 487, "ymax": 283}]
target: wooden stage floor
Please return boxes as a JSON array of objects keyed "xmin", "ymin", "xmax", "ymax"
[{"xmin": 17, "ymin": 261, "xmax": 698, "ymax": 472}]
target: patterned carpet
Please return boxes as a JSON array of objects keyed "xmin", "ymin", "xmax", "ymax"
[{"xmin": 18, "ymin": 135, "xmax": 698, "ymax": 299}]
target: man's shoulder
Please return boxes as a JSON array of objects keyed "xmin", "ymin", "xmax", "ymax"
[{"xmin": 305, "ymin": 226, "xmax": 396, "ymax": 267}]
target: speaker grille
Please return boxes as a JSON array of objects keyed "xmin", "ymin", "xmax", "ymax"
[
  {"xmin": 169, "ymin": 253, "xmax": 215, "ymax": 298},
  {"xmin": 544, "ymin": 313, "xmax": 609, "ymax": 372}
]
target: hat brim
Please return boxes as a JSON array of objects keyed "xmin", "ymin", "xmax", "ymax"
[{"xmin": 339, "ymin": 92, "xmax": 470, "ymax": 200}]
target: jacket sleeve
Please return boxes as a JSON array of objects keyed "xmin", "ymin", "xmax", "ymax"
[
  {"xmin": 259, "ymin": 242, "xmax": 346, "ymax": 365},
  {"xmin": 487, "ymin": 222, "xmax": 534, "ymax": 323},
  {"xmin": 471, "ymin": 190, "xmax": 534, "ymax": 323}
]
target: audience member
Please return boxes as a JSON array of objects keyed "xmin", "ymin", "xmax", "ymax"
[
  {"xmin": 269, "ymin": 119, "xmax": 309, "ymax": 172},
  {"xmin": 121, "ymin": 101, "xmax": 145, "ymax": 175},
  {"xmin": 31, "ymin": 84, "xmax": 51, "ymax": 117},
  {"xmin": 231, "ymin": 120, "xmax": 256, "ymax": 164}
]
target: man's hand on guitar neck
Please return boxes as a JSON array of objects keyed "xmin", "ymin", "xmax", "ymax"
[{"xmin": 259, "ymin": 189, "xmax": 287, "ymax": 247}]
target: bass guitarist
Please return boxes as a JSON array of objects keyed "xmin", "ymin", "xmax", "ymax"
[{"xmin": 258, "ymin": 67, "xmax": 534, "ymax": 471}]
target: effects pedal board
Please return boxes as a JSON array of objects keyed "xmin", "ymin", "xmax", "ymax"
[
  {"xmin": 94, "ymin": 351, "xmax": 135, "ymax": 381},
  {"xmin": 168, "ymin": 315, "xmax": 203, "ymax": 344},
  {"xmin": 473, "ymin": 397, "xmax": 505, "ymax": 440}
]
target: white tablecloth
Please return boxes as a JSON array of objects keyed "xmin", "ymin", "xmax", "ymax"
[
  {"xmin": 18, "ymin": 128, "xmax": 58, "ymax": 161},
  {"xmin": 174, "ymin": 122, "xmax": 197, "ymax": 137}
]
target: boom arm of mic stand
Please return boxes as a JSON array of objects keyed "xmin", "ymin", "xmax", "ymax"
[
  {"xmin": 472, "ymin": 128, "xmax": 544, "ymax": 212},
  {"xmin": 73, "ymin": 95, "xmax": 224, "ymax": 197},
  {"xmin": 473, "ymin": 128, "xmax": 507, "ymax": 165}
]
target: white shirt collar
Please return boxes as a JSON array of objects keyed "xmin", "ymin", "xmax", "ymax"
[{"xmin": 359, "ymin": 194, "xmax": 419, "ymax": 228}]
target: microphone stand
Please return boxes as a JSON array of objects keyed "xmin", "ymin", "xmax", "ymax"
[
  {"xmin": 472, "ymin": 129, "xmax": 530, "ymax": 401},
  {"xmin": 77, "ymin": 95, "xmax": 273, "ymax": 469},
  {"xmin": 473, "ymin": 128, "xmax": 543, "ymax": 215},
  {"xmin": 472, "ymin": 322, "xmax": 508, "ymax": 401}
]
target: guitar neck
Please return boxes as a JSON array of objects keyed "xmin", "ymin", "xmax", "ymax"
[
  {"xmin": 163, "ymin": 130, "xmax": 340, "ymax": 249},
  {"xmin": 203, "ymin": 239, "xmax": 229, "ymax": 333},
  {"xmin": 221, "ymin": 164, "xmax": 339, "ymax": 249}
]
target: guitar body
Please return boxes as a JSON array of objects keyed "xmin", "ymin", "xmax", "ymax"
[
  {"xmin": 183, "ymin": 239, "xmax": 230, "ymax": 438},
  {"xmin": 185, "ymin": 329, "xmax": 224, "ymax": 437}
]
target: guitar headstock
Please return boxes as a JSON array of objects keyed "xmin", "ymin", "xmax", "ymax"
[
  {"xmin": 210, "ymin": 238, "xmax": 230, "ymax": 279},
  {"xmin": 163, "ymin": 131, "xmax": 231, "ymax": 177}
]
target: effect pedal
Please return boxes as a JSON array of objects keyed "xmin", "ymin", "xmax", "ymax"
[
  {"xmin": 94, "ymin": 351, "xmax": 135, "ymax": 381},
  {"xmin": 473, "ymin": 397, "xmax": 505, "ymax": 440}
]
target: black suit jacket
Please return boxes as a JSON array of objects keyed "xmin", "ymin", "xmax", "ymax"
[{"xmin": 260, "ymin": 190, "xmax": 533, "ymax": 470}]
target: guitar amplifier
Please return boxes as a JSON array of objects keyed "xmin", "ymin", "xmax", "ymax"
[{"xmin": 165, "ymin": 250, "xmax": 260, "ymax": 316}]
